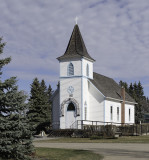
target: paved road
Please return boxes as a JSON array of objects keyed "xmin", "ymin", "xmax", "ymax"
[{"xmin": 34, "ymin": 142, "xmax": 149, "ymax": 160}]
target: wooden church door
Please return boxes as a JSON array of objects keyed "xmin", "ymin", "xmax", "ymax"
[{"xmin": 65, "ymin": 102, "xmax": 76, "ymax": 128}]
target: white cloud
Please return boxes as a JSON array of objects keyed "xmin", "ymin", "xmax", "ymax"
[{"xmin": 0, "ymin": 0, "xmax": 149, "ymax": 96}]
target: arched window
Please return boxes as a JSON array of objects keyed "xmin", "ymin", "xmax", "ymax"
[
  {"xmin": 67, "ymin": 102, "xmax": 75, "ymax": 111},
  {"xmin": 86, "ymin": 64, "xmax": 89, "ymax": 77},
  {"xmin": 68, "ymin": 63, "xmax": 74, "ymax": 76}
]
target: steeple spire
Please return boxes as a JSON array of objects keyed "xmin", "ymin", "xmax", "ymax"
[{"xmin": 57, "ymin": 24, "xmax": 95, "ymax": 61}]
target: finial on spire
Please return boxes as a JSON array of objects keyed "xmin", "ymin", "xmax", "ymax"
[{"xmin": 75, "ymin": 16, "xmax": 78, "ymax": 24}]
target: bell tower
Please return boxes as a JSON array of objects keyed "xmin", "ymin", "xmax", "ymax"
[{"xmin": 57, "ymin": 24, "xmax": 95, "ymax": 129}]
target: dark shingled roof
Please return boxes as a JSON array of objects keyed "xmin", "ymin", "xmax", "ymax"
[
  {"xmin": 57, "ymin": 24, "xmax": 95, "ymax": 61},
  {"xmin": 89, "ymin": 72, "xmax": 135, "ymax": 103}
]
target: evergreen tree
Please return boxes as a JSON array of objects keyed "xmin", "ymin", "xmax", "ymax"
[
  {"xmin": 39, "ymin": 80, "xmax": 51, "ymax": 132},
  {"xmin": 47, "ymin": 84, "xmax": 53, "ymax": 128},
  {"xmin": 119, "ymin": 80, "xmax": 146, "ymax": 123},
  {"xmin": 133, "ymin": 82, "xmax": 144, "ymax": 123},
  {"xmin": 27, "ymin": 79, "xmax": 52, "ymax": 134},
  {"xmin": 47, "ymin": 84, "xmax": 53, "ymax": 100},
  {"xmin": 27, "ymin": 78, "xmax": 42, "ymax": 134},
  {"xmin": 0, "ymin": 37, "xmax": 33, "ymax": 160},
  {"xmin": 128, "ymin": 83, "xmax": 134, "ymax": 97},
  {"xmin": 119, "ymin": 80, "xmax": 129, "ymax": 93}
]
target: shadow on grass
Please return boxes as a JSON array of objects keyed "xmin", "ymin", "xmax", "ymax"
[{"xmin": 35, "ymin": 147, "xmax": 103, "ymax": 160}]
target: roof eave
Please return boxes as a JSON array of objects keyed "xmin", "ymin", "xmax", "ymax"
[
  {"xmin": 82, "ymin": 56, "xmax": 95, "ymax": 62},
  {"xmin": 105, "ymin": 97, "xmax": 137, "ymax": 104},
  {"xmin": 105, "ymin": 97, "xmax": 123, "ymax": 102},
  {"xmin": 57, "ymin": 55, "xmax": 95, "ymax": 62}
]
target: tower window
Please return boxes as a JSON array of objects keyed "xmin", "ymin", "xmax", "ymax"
[
  {"xmin": 86, "ymin": 64, "xmax": 89, "ymax": 77},
  {"xmin": 68, "ymin": 63, "xmax": 74, "ymax": 76}
]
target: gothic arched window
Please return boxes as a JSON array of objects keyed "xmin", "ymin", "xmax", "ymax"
[
  {"xmin": 67, "ymin": 102, "xmax": 75, "ymax": 111},
  {"xmin": 68, "ymin": 63, "xmax": 74, "ymax": 76},
  {"xmin": 86, "ymin": 64, "xmax": 89, "ymax": 77}
]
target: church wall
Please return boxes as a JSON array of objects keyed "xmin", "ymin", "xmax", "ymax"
[
  {"xmin": 125, "ymin": 104, "xmax": 135, "ymax": 124},
  {"xmin": 88, "ymin": 82, "xmax": 104, "ymax": 122},
  {"xmin": 105, "ymin": 101, "xmax": 135, "ymax": 125},
  {"xmin": 105, "ymin": 100, "xmax": 121, "ymax": 125},
  {"xmin": 60, "ymin": 60, "xmax": 82, "ymax": 77},
  {"xmin": 82, "ymin": 78, "xmax": 89, "ymax": 121},
  {"xmin": 60, "ymin": 77, "xmax": 82, "ymax": 129},
  {"xmin": 82, "ymin": 59, "xmax": 93, "ymax": 79},
  {"xmin": 52, "ymin": 91, "xmax": 60, "ymax": 130}
]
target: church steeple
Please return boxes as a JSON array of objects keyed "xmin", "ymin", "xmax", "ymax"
[{"xmin": 57, "ymin": 24, "xmax": 95, "ymax": 61}]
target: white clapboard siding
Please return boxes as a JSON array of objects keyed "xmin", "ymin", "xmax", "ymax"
[
  {"xmin": 60, "ymin": 77, "xmax": 82, "ymax": 129},
  {"xmin": 105, "ymin": 100, "xmax": 121, "ymax": 125},
  {"xmin": 88, "ymin": 81, "xmax": 104, "ymax": 122},
  {"xmin": 125, "ymin": 104, "xmax": 135, "ymax": 124}
]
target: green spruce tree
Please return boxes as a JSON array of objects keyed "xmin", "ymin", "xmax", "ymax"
[
  {"xmin": 0, "ymin": 37, "xmax": 34, "ymax": 160},
  {"xmin": 132, "ymin": 82, "xmax": 144, "ymax": 123},
  {"xmin": 27, "ymin": 78, "xmax": 42, "ymax": 134},
  {"xmin": 38, "ymin": 80, "xmax": 51, "ymax": 132},
  {"xmin": 27, "ymin": 79, "xmax": 52, "ymax": 134},
  {"xmin": 47, "ymin": 84, "xmax": 53, "ymax": 128},
  {"xmin": 47, "ymin": 84, "xmax": 53, "ymax": 100},
  {"xmin": 119, "ymin": 80, "xmax": 129, "ymax": 93}
]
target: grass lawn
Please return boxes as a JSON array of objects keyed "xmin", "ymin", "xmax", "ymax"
[
  {"xmin": 35, "ymin": 147, "xmax": 103, "ymax": 160},
  {"xmin": 35, "ymin": 135, "xmax": 149, "ymax": 143}
]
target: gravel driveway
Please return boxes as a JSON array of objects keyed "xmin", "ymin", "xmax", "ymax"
[{"xmin": 34, "ymin": 142, "xmax": 149, "ymax": 160}]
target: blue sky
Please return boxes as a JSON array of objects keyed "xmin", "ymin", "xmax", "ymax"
[{"xmin": 0, "ymin": 0, "xmax": 149, "ymax": 97}]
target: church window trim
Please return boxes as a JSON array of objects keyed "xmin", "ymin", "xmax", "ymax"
[
  {"xmin": 68, "ymin": 62, "xmax": 74, "ymax": 76},
  {"xmin": 60, "ymin": 98, "xmax": 80, "ymax": 117},
  {"xmin": 86, "ymin": 64, "xmax": 89, "ymax": 77}
]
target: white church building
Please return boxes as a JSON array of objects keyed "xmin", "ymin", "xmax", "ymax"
[{"xmin": 51, "ymin": 24, "xmax": 136, "ymax": 129}]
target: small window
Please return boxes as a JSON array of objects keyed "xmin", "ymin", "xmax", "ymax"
[
  {"xmin": 117, "ymin": 107, "xmax": 119, "ymax": 121},
  {"xmin": 129, "ymin": 109, "xmax": 131, "ymax": 121},
  {"xmin": 68, "ymin": 63, "xmax": 74, "ymax": 76},
  {"xmin": 67, "ymin": 102, "xmax": 75, "ymax": 111},
  {"xmin": 86, "ymin": 64, "xmax": 89, "ymax": 77},
  {"xmin": 110, "ymin": 106, "xmax": 113, "ymax": 121}
]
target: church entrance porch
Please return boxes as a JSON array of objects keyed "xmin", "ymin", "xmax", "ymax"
[{"xmin": 60, "ymin": 98, "xmax": 80, "ymax": 129}]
